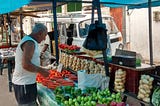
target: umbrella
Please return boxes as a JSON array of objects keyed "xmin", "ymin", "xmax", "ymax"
[{"xmin": 0, "ymin": 0, "xmax": 31, "ymax": 14}]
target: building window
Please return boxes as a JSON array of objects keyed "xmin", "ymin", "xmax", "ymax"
[{"xmin": 67, "ymin": 3, "xmax": 82, "ymax": 12}]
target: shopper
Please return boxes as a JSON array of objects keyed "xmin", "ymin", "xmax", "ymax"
[
  {"xmin": 39, "ymin": 34, "xmax": 51, "ymax": 66},
  {"xmin": 12, "ymin": 23, "xmax": 50, "ymax": 106},
  {"xmin": 10, "ymin": 19, "xmax": 20, "ymax": 42}
]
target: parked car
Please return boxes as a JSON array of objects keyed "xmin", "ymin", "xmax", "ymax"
[{"xmin": 57, "ymin": 13, "xmax": 123, "ymax": 55}]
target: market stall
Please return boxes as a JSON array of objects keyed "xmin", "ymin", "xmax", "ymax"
[
  {"xmin": 30, "ymin": 0, "xmax": 160, "ymax": 105},
  {"xmin": 1, "ymin": 0, "xmax": 160, "ymax": 106}
]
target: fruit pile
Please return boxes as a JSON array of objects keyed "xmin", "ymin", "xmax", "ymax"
[
  {"xmin": 36, "ymin": 69, "xmax": 77, "ymax": 89},
  {"xmin": 54, "ymin": 86, "xmax": 124, "ymax": 106},
  {"xmin": 59, "ymin": 44, "xmax": 81, "ymax": 53}
]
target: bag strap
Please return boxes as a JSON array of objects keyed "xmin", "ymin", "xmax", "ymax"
[
  {"xmin": 91, "ymin": 0, "xmax": 109, "ymax": 77},
  {"xmin": 91, "ymin": 0, "xmax": 102, "ymax": 24}
]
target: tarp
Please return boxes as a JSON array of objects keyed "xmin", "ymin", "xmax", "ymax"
[
  {"xmin": 128, "ymin": 1, "xmax": 160, "ymax": 9},
  {"xmin": 31, "ymin": 0, "xmax": 160, "ymax": 9},
  {"xmin": 0, "ymin": 0, "xmax": 31, "ymax": 14},
  {"xmin": 100, "ymin": 0, "xmax": 160, "ymax": 8}
]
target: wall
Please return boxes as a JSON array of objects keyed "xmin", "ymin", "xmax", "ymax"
[
  {"xmin": 110, "ymin": 8, "xmax": 123, "ymax": 33},
  {"xmin": 126, "ymin": 7, "xmax": 160, "ymax": 63}
]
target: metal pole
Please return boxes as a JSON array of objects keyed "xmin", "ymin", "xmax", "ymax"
[
  {"xmin": 20, "ymin": 8, "xmax": 23, "ymax": 39},
  {"xmin": 96, "ymin": 0, "xmax": 109, "ymax": 76},
  {"xmin": 148, "ymin": 0, "xmax": 153, "ymax": 65},
  {"xmin": 7, "ymin": 13, "xmax": 12, "ymax": 47},
  {"xmin": 122, "ymin": 6, "xmax": 126, "ymax": 44},
  {"xmin": 52, "ymin": 0, "xmax": 59, "ymax": 64}
]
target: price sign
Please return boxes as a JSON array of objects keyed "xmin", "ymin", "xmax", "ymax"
[{"xmin": 57, "ymin": 63, "xmax": 63, "ymax": 72}]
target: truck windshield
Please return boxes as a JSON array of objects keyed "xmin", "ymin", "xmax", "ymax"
[{"xmin": 79, "ymin": 17, "xmax": 119, "ymax": 38}]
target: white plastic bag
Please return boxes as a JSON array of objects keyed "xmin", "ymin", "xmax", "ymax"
[
  {"xmin": 101, "ymin": 76, "xmax": 110, "ymax": 90},
  {"xmin": 78, "ymin": 70, "xmax": 104, "ymax": 90}
]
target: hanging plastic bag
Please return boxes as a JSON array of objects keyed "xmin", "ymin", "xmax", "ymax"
[
  {"xmin": 83, "ymin": 21, "xmax": 107, "ymax": 50},
  {"xmin": 82, "ymin": 0, "xmax": 108, "ymax": 51}
]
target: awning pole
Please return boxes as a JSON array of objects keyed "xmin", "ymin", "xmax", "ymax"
[
  {"xmin": 52, "ymin": 0, "xmax": 59, "ymax": 64},
  {"xmin": 148, "ymin": 0, "xmax": 153, "ymax": 65},
  {"xmin": 20, "ymin": 8, "xmax": 23, "ymax": 39},
  {"xmin": 7, "ymin": 13, "xmax": 12, "ymax": 47}
]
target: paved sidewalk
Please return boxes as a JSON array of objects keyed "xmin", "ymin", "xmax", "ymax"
[{"xmin": 0, "ymin": 69, "xmax": 17, "ymax": 106}]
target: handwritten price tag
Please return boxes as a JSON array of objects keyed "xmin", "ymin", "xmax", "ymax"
[{"xmin": 57, "ymin": 63, "xmax": 63, "ymax": 72}]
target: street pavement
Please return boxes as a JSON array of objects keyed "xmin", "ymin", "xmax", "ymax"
[{"xmin": 0, "ymin": 69, "xmax": 17, "ymax": 106}]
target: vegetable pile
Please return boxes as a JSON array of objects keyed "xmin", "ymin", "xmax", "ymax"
[
  {"xmin": 36, "ymin": 69, "xmax": 77, "ymax": 89},
  {"xmin": 114, "ymin": 69, "xmax": 126, "ymax": 93},
  {"xmin": 54, "ymin": 87, "xmax": 124, "ymax": 106},
  {"xmin": 59, "ymin": 44, "xmax": 81, "ymax": 53},
  {"xmin": 137, "ymin": 75, "xmax": 154, "ymax": 103}
]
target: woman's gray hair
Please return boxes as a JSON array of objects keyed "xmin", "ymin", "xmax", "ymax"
[{"xmin": 32, "ymin": 23, "xmax": 47, "ymax": 34}]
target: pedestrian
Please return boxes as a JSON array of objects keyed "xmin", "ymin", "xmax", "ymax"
[
  {"xmin": 12, "ymin": 23, "xmax": 50, "ymax": 106},
  {"xmin": 39, "ymin": 34, "xmax": 51, "ymax": 66},
  {"xmin": 10, "ymin": 19, "xmax": 20, "ymax": 42}
]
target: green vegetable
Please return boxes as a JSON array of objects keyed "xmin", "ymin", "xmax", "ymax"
[
  {"xmin": 64, "ymin": 86, "xmax": 72, "ymax": 93},
  {"xmin": 54, "ymin": 86, "xmax": 63, "ymax": 94},
  {"xmin": 152, "ymin": 86, "xmax": 160, "ymax": 106},
  {"xmin": 74, "ymin": 88, "xmax": 82, "ymax": 96},
  {"xmin": 55, "ymin": 94, "xmax": 64, "ymax": 104}
]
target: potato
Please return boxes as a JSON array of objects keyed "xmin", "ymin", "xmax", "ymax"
[
  {"xmin": 120, "ymin": 88, "xmax": 125, "ymax": 92},
  {"xmin": 117, "ymin": 70, "xmax": 124, "ymax": 75},
  {"xmin": 149, "ymin": 85, "xmax": 153, "ymax": 89},
  {"xmin": 145, "ymin": 89, "xmax": 151, "ymax": 94},
  {"xmin": 142, "ymin": 84, "xmax": 150, "ymax": 90},
  {"xmin": 139, "ymin": 88, "xmax": 146, "ymax": 95},
  {"xmin": 121, "ymin": 74, "xmax": 126, "ymax": 78},
  {"xmin": 122, "ymin": 77, "xmax": 126, "ymax": 82},
  {"xmin": 142, "ymin": 79, "xmax": 149, "ymax": 84},
  {"xmin": 115, "ymin": 78, "xmax": 122, "ymax": 82},
  {"xmin": 139, "ymin": 80, "xmax": 143, "ymax": 85},
  {"xmin": 144, "ymin": 93, "xmax": 149, "ymax": 98},
  {"xmin": 142, "ymin": 98, "xmax": 150, "ymax": 103},
  {"xmin": 118, "ymin": 82, "xmax": 124, "ymax": 86},
  {"xmin": 116, "ymin": 89, "xmax": 121, "ymax": 92},
  {"xmin": 115, "ymin": 75, "xmax": 122, "ymax": 79},
  {"xmin": 137, "ymin": 93, "xmax": 145, "ymax": 99},
  {"xmin": 116, "ymin": 85, "xmax": 123, "ymax": 89},
  {"xmin": 149, "ymin": 77, "xmax": 154, "ymax": 82}
]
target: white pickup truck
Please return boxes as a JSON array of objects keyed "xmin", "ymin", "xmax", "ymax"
[{"xmin": 57, "ymin": 13, "xmax": 123, "ymax": 55}]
